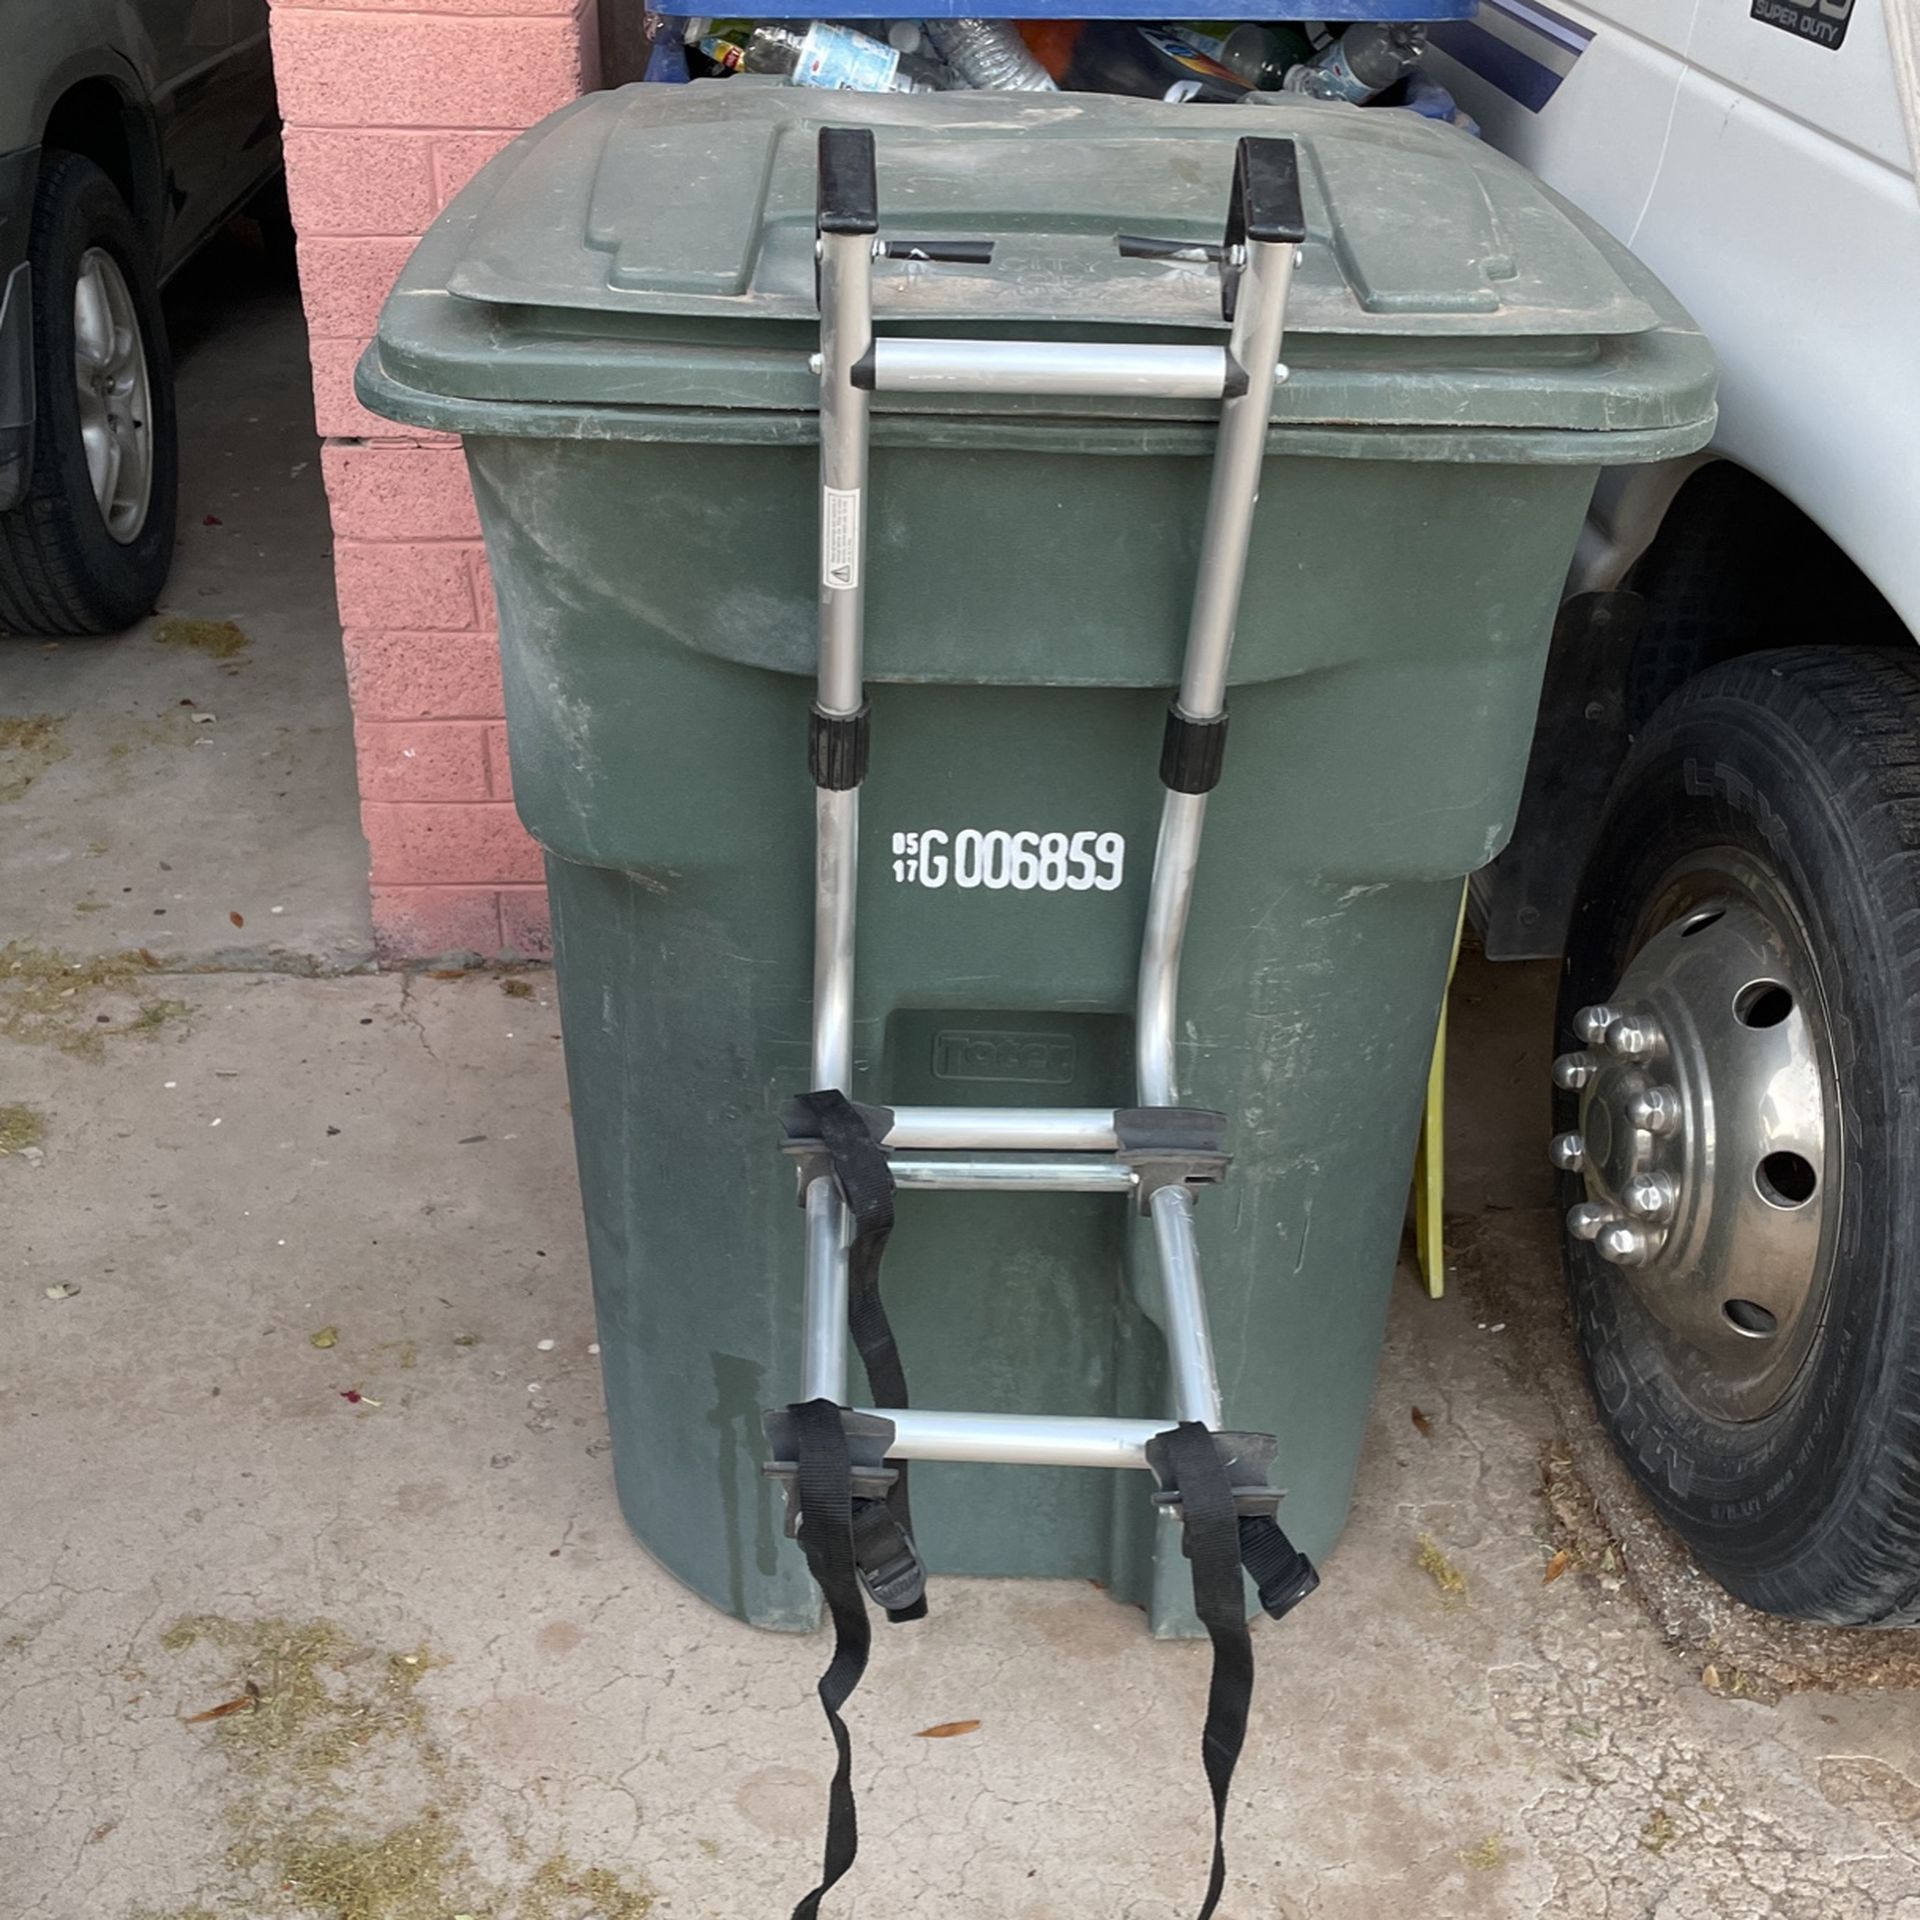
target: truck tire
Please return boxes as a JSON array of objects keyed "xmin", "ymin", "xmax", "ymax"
[
  {"xmin": 0, "ymin": 152, "xmax": 177, "ymax": 636},
  {"xmin": 1553, "ymin": 646, "xmax": 1920, "ymax": 1625}
]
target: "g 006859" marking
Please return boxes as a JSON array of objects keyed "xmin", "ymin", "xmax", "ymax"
[{"xmin": 891, "ymin": 829, "xmax": 1125, "ymax": 893}]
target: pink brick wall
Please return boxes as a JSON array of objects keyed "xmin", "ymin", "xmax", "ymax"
[{"xmin": 272, "ymin": 0, "xmax": 599, "ymax": 962}]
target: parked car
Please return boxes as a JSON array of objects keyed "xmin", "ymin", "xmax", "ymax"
[
  {"xmin": 1432, "ymin": 0, "xmax": 1920, "ymax": 1625},
  {"xmin": 0, "ymin": 0, "xmax": 281, "ymax": 635}
]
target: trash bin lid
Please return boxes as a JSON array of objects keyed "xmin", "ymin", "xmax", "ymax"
[{"xmin": 364, "ymin": 81, "xmax": 1715, "ymax": 450}]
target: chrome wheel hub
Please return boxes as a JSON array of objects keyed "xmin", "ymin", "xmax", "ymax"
[
  {"xmin": 1551, "ymin": 858, "xmax": 1840, "ymax": 1421},
  {"xmin": 72, "ymin": 247, "xmax": 153, "ymax": 545}
]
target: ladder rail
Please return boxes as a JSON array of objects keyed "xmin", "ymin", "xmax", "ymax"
[
  {"xmin": 815, "ymin": 229, "xmax": 873, "ymax": 730},
  {"xmin": 1136, "ymin": 232, "xmax": 1297, "ymax": 1112},
  {"xmin": 807, "ymin": 215, "xmax": 875, "ymax": 1366},
  {"xmin": 811, "ymin": 220, "xmax": 873, "ymax": 1099},
  {"xmin": 801, "ymin": 1174, "xmax": 850, "ymax": 1405},
  {"xmin": 1151, "ymin": 1183, "xmax": 1224, "ymax": 1428},
  {"xmin": 812, "ymin": 792, "xmax": 859, "ymax": 1101},
  {"xmin": 1180, "ymin": 237, "xmax": 1297, "ymax": 722},
  {"xmin": 1135, "ymin": 790, "xmax": 1208, "ymax": 1113},
  {"xmin": 1133, "ymin": 227, "xmax": 1298, "ymax": 1436}
]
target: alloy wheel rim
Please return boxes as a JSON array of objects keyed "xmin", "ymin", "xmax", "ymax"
[
  {"xmin": 72, "ymin": 247, "xmax": 153, "ymax": 545},
  {"xmin": 1552, "ymin": 850, "xmax": 1843, "ymax": 1423}
]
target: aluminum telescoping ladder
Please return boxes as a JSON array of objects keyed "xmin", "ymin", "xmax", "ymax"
[{"xmin": 764, "ymin": 127, "xmax": 1318, "ymax": 1920}]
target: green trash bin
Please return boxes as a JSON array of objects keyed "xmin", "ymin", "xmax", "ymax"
[{"xmin": 359, "ymin": 83, "xmax": 1714, "ymax": 1635}]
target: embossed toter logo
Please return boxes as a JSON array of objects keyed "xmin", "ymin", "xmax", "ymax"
[{"xmin": 932, "ymin": 1030, "xmax": 1078, "ymax": 1085}]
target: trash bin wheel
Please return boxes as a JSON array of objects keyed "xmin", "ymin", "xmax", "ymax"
[
  {"xmin": 0, "ymin": 153, "xmax": 178, "ymax": 636},
  {"xmin": 1554, "ymin": 646, "xmax": 1920, "ymax": 1625}
]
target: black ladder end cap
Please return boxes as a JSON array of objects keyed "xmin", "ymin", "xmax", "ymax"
[
  {"xmin": 817, "ymin": 126, "xmax": 879, "ymax": 236},
  {"xmin": 1234, "ymin": 137, "xmax": 1308, "ymax": 246}
]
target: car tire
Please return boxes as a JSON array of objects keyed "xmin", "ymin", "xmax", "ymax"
[
  {"xmin": 1556, "ymin": 646, "xmax": 1920, "ymax": 1625},
  {"xmin": 0, "ymin": 152, "xmax": 178, "ymax": 636}
]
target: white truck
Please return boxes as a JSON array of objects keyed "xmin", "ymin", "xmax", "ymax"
[{"xmin": 1428, "ymin": 0, "xmax": 1920, "ymax": 1625}]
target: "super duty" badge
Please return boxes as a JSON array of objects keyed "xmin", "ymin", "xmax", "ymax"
[{"xmin": 1751, "ymin": 0, "xmax": 1854, "ymax": 50}]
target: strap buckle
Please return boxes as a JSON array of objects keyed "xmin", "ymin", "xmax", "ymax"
[
  {"xmin": 764, "ymin": 1405, "xmax": 928, "ymax": 1619},
  {"xmin": 850, "ymin": 1499, "xmax": 929, "ymax": 1617}
]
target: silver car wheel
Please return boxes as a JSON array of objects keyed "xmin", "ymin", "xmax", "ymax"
[
  {"xmin": 71, "ymin": 246, "xmax": 154, "ymax": 545},
  {"xmin": 1552, "ymin": 849, "xmax": 1842, "ymax": 1424}
]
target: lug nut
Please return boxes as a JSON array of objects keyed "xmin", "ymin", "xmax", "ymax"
[
  {"xmin": 1552, "ymin": 1050, "xmax": 1598, "ymax": 1091},
  {"xmin": 1597, "ymin": 1221, "xmax": 1651, "ymax": 1267},
  {"xmin": 1608, "ymin": 1017, "xmax": 1661, "ymax": 1060},
  {"xmin": 1549, "ymin": 1131, "xmax": 1586, "ymax": 1171},
  {"xmin": 1567, "ymin": 1201, "xmax": 1613, "ymax": 1242},
  {"xmin": 1624, "ymin": 1172, "xmax": 1677, "ymax": 1221},
  {"xmin": 1629, "ymin": 1085, "xmax": 1683, "ymax": 1135},
  {"xmin": 1574, "ymin": 1004, "xmax": 1617, "ymax": 1044}
]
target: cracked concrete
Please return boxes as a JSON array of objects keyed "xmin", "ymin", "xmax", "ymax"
[{"xmin": 5, "ymin": 959, "xmax": 1920, "ymax": 1920}]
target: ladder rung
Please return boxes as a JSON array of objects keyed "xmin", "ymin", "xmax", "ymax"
[
  {"xmin": 858, "ymin": 1407, "xmax": 1166, "ymax": 1469},
  {"xmin": 889, "ymin": 1154, "xmax": 1135, "ymax": 1193},
  {"xmin": 883, "ymin": 1106, "xmax": 1120, "ymax": 1152},
  {"xmin": 860, "ymin": 338, "xmax": 1238, "ymax": 401}
]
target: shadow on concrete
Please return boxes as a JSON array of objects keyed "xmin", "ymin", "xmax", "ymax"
[{"xmin": 0, "ymin": 212, "xmax": 373, "ymax": 972}]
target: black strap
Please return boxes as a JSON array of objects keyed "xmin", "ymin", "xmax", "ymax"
[
  {"xmin": 779, "ymin": 1098, "xmax": 925, "ymax": 1915},
  {"xmin": 1160, "ymin": 1420, "xmax": 1259, "ymax": 1920},
  {"xmin": 789, "ymin": 1398, "xmax": 873, "ymax": 1920},
  {"xmin": 791, "ymin": 1089, "xmax": 924, "ymax": 1620}
]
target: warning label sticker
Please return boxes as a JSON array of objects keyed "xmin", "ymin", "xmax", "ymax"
[
  {"xmin": 822, "ymin": 487, "xmax": 861, "ymax": 591},
  {"xmin": 1750, "ymin": 0, "xmax": 1854, "ymax": 51}
]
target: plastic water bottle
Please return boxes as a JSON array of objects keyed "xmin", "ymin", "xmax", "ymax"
[
  {"xmin": 1186, "ymin": 23, "xmax": 1314, "ymax": 90},
  {"xmin": 1282, "ymin": 24, "xmax": 1427, "ymax": 104},
  {"xmin": 741, "ymin": 22, "xmax": 936, "ymax": 94}
]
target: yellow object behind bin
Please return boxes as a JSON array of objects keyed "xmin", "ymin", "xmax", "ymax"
[{"xmin": 1414, "ymin": 885, "xmax": 1469, "ymax": 1298}]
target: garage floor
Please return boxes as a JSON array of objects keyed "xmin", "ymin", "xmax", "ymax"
[
  {"xmin": 4, "ymin": 263, "xmax": 1920, "ymax": 1920},
  {"xmin": 0, "ymin": 231, "xmax": 374, "ymax": 976}
]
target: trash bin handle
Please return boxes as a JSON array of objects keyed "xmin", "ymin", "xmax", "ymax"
[
  {"xmin": 1116, "ymin": 235, "xmax": 1225, "ymax": 264},
  {"xmin": 878, "ymin": 239, "xmax": 997, "ymax": 265}
]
